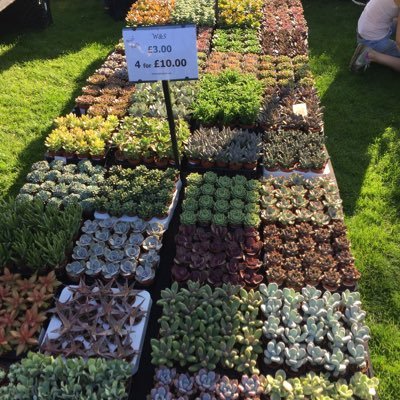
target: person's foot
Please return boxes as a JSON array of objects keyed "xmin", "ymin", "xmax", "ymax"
[
  {"xmin": 349, "ymin": 44, "xmax": 371, "ymax": 72},
  {"xmin": 352, "ymin": 0, "xmax": 369, "ymax": 6}
]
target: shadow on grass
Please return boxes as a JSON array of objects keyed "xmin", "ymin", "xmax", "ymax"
[
  {"xmin": 4, "ymin": 56, "xmax": 109, "ymax": 198},
  {"xmin": 0, "ymin": 0, "xmax": 124, "ymax": 197},
  {"xmin": 0, "ymin": 0, "xmax": 123, "ymax": 74},
  {"xmin": 303, "ymin": 0, "xmax": 400, "ymax": 216}
]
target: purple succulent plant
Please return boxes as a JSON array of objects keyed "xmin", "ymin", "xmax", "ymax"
[
  {"xmin": 174, "ymin": 373, "xmax": 195, "ymax": 396},
  {"xmin": 155, "ymin": 367, "xmax": 177, "ymax": 386},
  {"xmin": 195, "ymin": 369, "xmax": 220, "ymax": 392}
]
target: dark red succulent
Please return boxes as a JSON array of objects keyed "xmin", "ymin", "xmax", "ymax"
[
  {"xmin": 210, "ymin": 224, "xmax": 228, "ymax": 237},
  {"xmin": 190, "ymin": 270, "xmax": 209, "ymax": 284},
  {"xmin": 243, "ymin": 227, "xmax": 259, "ymax": 238},
  {"xmin": 335, "ymin": 250, "xmax": 355, "ymax": 267},
  {"xmin": 244, "ymin": 255, "xmax": 262, "ymax": 270},
  {"xmin": 243, "ymin": 237, "xmax": 263, "ymax": 255},
  {"xmin": 209, "ymin": 239, "xmax": 226, "ymax": 254},
  {"xmin": 263, "ymin": 235, "xmax": 283, "ymax": 252},
  {"xmin": 209, "ymin": 252, "xmax": 226, "ymax": 268},
  {"xmin": 282, "ymin": 226, "xmax": 298, "ymax": 242},
  {"xmin": 298, "ymin": 236, "xmax": 315, "ymax": 252},
  {"xmin": 282, "ymin": 242, "xmax": 299, "ymax": 257},
  {"xmin": 264, "ymin": 250, "xmax": 284, "ymax": 268},
  {"xmin": 229, "ymin": 228, "xmax": 245, "ymax": 243},
  {"xmin": 296, "ymin": 222, "xmax": 314, "ymax": 237},
  {"xmin": 190, "ymin": 254, "xmax": 208, "ymax": 270},
  {"xmin": 286, "ymin": 269, "xmax": 305, "ymax": 290},
  {"xmin": 192, "ymin": 241, "xmax": 211, "ymax": 253},
  {"xmin": 227, "ymin": 259, "xmax": 243, "ymax": 274},
  {"xmin": 331, "ymin": 221, "xmax": 347, "ymax": 237},
  {"xmin": 333, "ymin": 236, "xmax": 350, "ymax": 252},
  {"xmin": 318, "ymin": 254, "xmax": 336, "ymax": 272},
  {"xmin": 267, "ymin": 266, "xmax": 286, "ymax": 286},
  {"xmin": 171, "ymin": 264, "xmax": 191, "ymax": 282},
  {"xmin": 263, "ymin": 224, "xmax": 281, "ymax": 239},
  {"xmin": 321, "ymin": 269, "xmax": 341, "ymax": 291},
  {"xmin": 240, "ymin": 270, "xmax": 264, "ymax": 288},
  {"xmin": 174, "ymin": 251, "xmax": 192, "ymax": 265},
  {"xmin": 304, "ymin": 266, "xmax": 322, "ymax": 286},
  {"xmin": 226, "ymin": 242, "xmax": 244, "ymax": 259},
  {"xmin": 317, "ymin": 242, "xmax": 333, "ymax": 256},
  {"xmin": 179, "ymin": 225, "xmax": 197, "ymax": 236},
  {"xmin": 176, "ymin": 235, "xmax": 194, "ymax": 250},
  {"xmin": 313, "ymin": 227, "xmax": 331, "ymax": 243},
  {"xmin": 196, "ymin": 227, "xmax": 213, "ymax": 242},
  {"xmin": 208, "ymin": 267, "xmax": 225, "ymax": 286},
  {"xmin": 302, "ymin": 253, "xmax": 319, "ymax": 268},
  {"xmin": 340, "ymin": 265, "xmax": 361, "ymax": 287},
  {"xmin": 222, "ymin": 273, "xmax": 242, "ymax": 285}
]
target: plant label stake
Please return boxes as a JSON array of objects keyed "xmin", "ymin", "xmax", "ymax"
[{"xmin": 123, "ymin": 25, "xmax": 199, "ymax": 168}]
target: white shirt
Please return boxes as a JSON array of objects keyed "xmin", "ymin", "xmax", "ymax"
[{"xmin": 358, "ymin": 0, "xmax": 400, "ymax": 40}]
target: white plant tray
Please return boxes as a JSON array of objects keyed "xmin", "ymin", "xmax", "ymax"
[
  {"xmin": 263, "ymin": 161, "xmax": 331, "ymax": 179},
  {"xmin": 95, "ymin": 178, "xmax": 182, "ymax": 230},
  {"xmin": 40, "ymin": 286, "xmax": 152, "ymax": 375}
]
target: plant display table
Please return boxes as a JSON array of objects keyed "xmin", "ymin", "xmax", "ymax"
[{"xmin": 0, "ymin": 0, "xmax": 380, "ymax": 399}]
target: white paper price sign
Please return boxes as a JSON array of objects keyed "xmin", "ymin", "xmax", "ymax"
[{"xmin": 123, "ymin": 25, "xmax": 198, "ymax": 82}]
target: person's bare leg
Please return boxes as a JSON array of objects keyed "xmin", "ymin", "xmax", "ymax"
[{"xmin": 368, "ymin": 49, "xmax": 400, "ymax": 72}]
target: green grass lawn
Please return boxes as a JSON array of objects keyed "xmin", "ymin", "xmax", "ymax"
[
  {"xmin": 303, "ymin": 1, "xmax": 400, "ymax": 398},
  {"xmin": 0, "ymin": 0, "xmax": 399, "ymax": 398},
  {"xmin": 0, "ymin": 0, "xmax": 123, "ymax": 196}
]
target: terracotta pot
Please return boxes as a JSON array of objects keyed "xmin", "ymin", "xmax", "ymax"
[
  {"xmin": 77, "ymin": 153, "xmax": 89, "ymax": 160},
  {"xmin": 229, "ymin": 162, "xmax": 243, "ymax": 170},
  {"xmin": 305, "ymin": 277, "xmax": 320, "ymax": 286},
  {"xmin": 280, "ymin": 166, "xmax": 295, "ymax": 173},
  {"xmin": 115, "ymin": 150, "xmax": 125, "ymax": 162},
  {"xmin": 265, "ymin": 165, "xmax": 279, "ymax": 172},
  {"xmin": 201, "ymin": 159, "xmax": 215, "ymax": 168},
  {"xmin": 237, "ymin": 123, "xmax": 255, "ymax": 129},
  {"xmin": 143, "ymin": 156, "xmax": 155, "ymax": 164},
  {"xmin": 76, "ymin": 103, "xmax": 90, "ymax": 111},
  {"xmin": 243, "ymin": 162, "xmax": 257, "ymax": 170},
  {"xmin": 311, "ymin": 165, "xmax": 326, "ymax": 174},
  {"xmin": 127, "ymin": 158, "xmax": 140, "ymax": 166},
  {"xmin": 215, "ymin": 160, "xmax": 228, "ymax": 168},
  {"xmin": 155, "ymin": 158, "xmax": 169, "ymax": 168},
  {"xmin": 64, "ymin": 152, "xmax": 75, "ymax": 160},
  {"xmin": 91, "ymin": 153, "xmax": 105, "ymax": 161},
  {"xmin": 295, "ymin": 166, "xmax": 310, "ymax": 173}
]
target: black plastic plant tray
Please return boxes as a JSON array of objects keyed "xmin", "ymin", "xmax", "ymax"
[{"xmin": 181, "ymin": 156, "xmax": 262, "ymax": 179}]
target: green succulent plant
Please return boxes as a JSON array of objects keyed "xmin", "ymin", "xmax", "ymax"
[{"xmin": 0, "ymin": 352, "xmax": 131, "ymax": 400}]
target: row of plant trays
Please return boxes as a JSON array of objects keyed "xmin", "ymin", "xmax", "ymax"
[
  {"xmin": 44, "ymin": 149, "xmax": 331, "ymax": 181},
  {"xmin": 262, "ymin": 157, "xmax": 333, "ymax": 179},
  {"xmin": 148, "ymin": 367, "xmax": 379, "ymax": 400},
  {"xmin": 172, "ymin": 222, "xmax": 360, "ymax": 292},
  {"xmin": 151, "ymin": 282, "xmax": 373, "ymax": 380}
]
